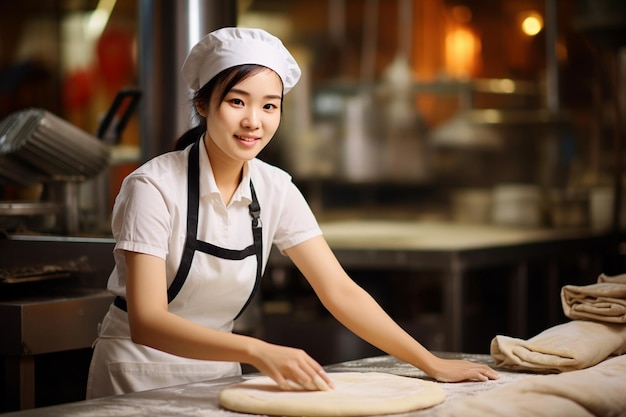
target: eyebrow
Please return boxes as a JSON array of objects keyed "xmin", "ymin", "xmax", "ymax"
[{"xmin": 229, "ymin": 88, "xmax": 282, "ymax": 101}]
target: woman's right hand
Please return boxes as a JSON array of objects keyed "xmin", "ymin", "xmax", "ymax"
[
  {"xmin": 423, "ymin": 356, "xmax": 500, "ymax": 382},
  {"xmin": 247, "ymin": 340, "xmax": 334, "ymax": 391}
]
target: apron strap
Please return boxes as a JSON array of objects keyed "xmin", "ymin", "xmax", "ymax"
[
  {"xmin": 234, "ymin": 182, "xmax": 263, "ymax": 320},
  {"xmin": 165, "ymin": 140, "xmax": 202, "ymax": 303}
]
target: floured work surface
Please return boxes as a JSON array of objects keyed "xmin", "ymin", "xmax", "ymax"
[
  {"xmin": 325, "ymin": 354, "xmax": 542, "ymax": 417},
  {"xmin": 218, "ymin": 372, "xmax": 445, "ymax": 416},
  {"xmin": 2, "ymin": 354, "xmax": 540, "ymax": 417}
]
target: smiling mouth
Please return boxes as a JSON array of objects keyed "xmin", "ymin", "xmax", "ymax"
[{"xmin": 235, "ymin": 135, "xmax": 259, "ymax": 143}]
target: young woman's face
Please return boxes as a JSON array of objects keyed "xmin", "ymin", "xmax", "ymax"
[{"xmin": 203, "ymin": 68, "xmax": 283, "ymax": 163}]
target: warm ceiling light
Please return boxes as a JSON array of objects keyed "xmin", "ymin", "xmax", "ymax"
[{"xmin": 521, "ymin": 12, "xmax": 543, "ymax": 36}]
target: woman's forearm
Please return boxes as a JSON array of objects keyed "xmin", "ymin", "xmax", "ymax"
[
  {"xmin": 129, "ymin": 307, "xmax": 261, "ymax": 363},
  {"xmin": 320, "ymin": 281, "xmax": 438, "ymax": 374}
]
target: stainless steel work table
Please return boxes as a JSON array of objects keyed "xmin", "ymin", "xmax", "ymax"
[
  {"xmin": 1, "ymin": 353, "xmax": 538, "ymax": 417},
  {"xmin": 0, "ymin": 236, "xmax": 117, "ymax": 410},
  {"xmin": 0, "ymin": 290, "xmax": 114, "ymax": 410},
  {"xmin": 268, "ymin": 220, "xmax": 613, "ymax": 352}
]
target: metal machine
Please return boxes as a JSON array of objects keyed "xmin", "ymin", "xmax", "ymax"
[{"xmin": 0, "ymin": 92, "xmax": 139, "ymax": 411}]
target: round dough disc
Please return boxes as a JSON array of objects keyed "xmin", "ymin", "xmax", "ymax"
[{"xmin": 218, "ymin": 372, "xmax": 445, "ymax": 416}]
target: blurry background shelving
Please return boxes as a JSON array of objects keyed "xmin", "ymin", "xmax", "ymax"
[{"xmin": 1, "ymin": 0, "xmax": 624, "ymax": 229}]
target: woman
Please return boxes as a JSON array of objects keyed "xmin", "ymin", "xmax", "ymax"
[{"xmin": 87, "ymin": 27, "xmax": 498, "ymax": 399}]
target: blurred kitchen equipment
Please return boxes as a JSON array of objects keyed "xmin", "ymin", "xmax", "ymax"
[
  {"xmin": 429, "ymin": 106, "xmax": 567, "ymax": 150},
  {"xmin": 378, "ymin": 0, "xmax": 428, "ymax": 182},
  {"xmin": 0, "ymin": 108, "xmax": 111, "ymax": 234},
  {"xmin": 451, "ymin": 188, "xmax": 492, "ymax": 224},
  {"xmin": 0, "ymin": 154, "xmax": 41, "ymax": 189},
  {"xmin": 341, "ymin": 93, "xmax": 383, "ymax": 181},
  {"xmin": 96, "ymin": 88, "xmax": 141, "ymax": 144},
  {"xmin": 549, "ymin": 189, "xmax": 588, "ymax": 228},
  {"xmin": 0, "ymin": 108, "xmax": 110, "ymax": 178},
  {"xmin": 0, "ymin": 256, "xmax": 89, "ymax": 284},
  {"xmin": 82, "ymin": 88, "xmax": 141, "ymax": 233},
  {"xmin": 571, "ymin": 0, "xmax": 626, "ymax": 232},
  {"xmin": 340, "ymin": 0, "xmax": 381, "ymax": 182},
  {"xmin": 589, "ymin": 186, "xmax": 626, "ymax": 230},
  {"xmin": 429, "ymin": 109, "xmax": 503, "ymax": 150},
  {"xmin": 492, "ymin": 183, "xmax": 542, "ymax": 227},
  {"xmin": 0, "ymin": 201, "xmax": 61, "ymax": 232}
]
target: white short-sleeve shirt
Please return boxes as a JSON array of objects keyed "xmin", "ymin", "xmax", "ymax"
[{"xmin": 107, "ymin": 139, "xmax": 322, "ymax": 315}]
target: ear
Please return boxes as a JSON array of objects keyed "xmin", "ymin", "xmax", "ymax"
[{"xmin": 195, "ymin": 102, "xmax": 207, "ymax": 117}]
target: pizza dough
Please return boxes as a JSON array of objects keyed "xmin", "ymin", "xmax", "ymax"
[{"xmin": 218, "ymin": 372, "xmax": 445, "ymax": 416}]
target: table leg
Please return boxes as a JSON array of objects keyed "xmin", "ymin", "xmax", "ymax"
[
  {"xmin": 547, "ymin": 261, "xmax": 560, "ymax": 326},
  {"xmin": 444, "ymin": 256, "xmax": 464, "ymax": 352},
  {"xmin": 3, "ymin": 355, "xmax": 35, "ymax": 410},
  {"xmin": 509, "ymin": 263, "xmax": 528, "ymax": 338}
]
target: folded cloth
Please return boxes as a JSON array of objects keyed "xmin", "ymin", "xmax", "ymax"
[
  {"xmin": 561, "ymin": 273, "xmax": 626, "ymax": 323},
  {"xmin": 440, "ymin": 354, "xmax": 626, "ymax": 417},
  {"xmin": 491, "ymin": 320, "xmax": 626, "ymax": 372}
]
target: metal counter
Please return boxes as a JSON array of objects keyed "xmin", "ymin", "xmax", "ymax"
[
  {"xmin": 269, "ymin": 221, "xmax": 614, "ymax": 351},
  {"xmin": 0, "ymin": 353, "xmax": 539, "ymax": 417},
  {"xmin": 0, "ymin": 236, "xmax": 116, "ymax": 410},
  {"xmin": 0, "ymin": 290, "xmax": 114, "ymax": 410}
]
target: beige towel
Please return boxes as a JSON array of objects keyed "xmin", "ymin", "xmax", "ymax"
[
  {"xmin": 440, "ymin": 354, "xmax": 626, "ymax": 417},
  {"xmin": 561, "ymin": 273, "xmax": 626, "ymax": 323},
  {"xmin": 491, "ymin": 320, "xmax": 626, "ymax": 372}
]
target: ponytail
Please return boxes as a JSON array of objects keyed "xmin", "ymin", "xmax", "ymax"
[{"xmin": 174, "ymin": 122, "xmax": 205, "ymax": 151}]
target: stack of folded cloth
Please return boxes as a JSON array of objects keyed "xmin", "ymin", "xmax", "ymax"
[
  {"xmin": 561, "ymin": 273, "xmax": 626, "ymax": 324},
  {"xmin": 490, "ymin": 273, "xmax": 626, "ymax": 372},
  {"xmin": 443, "ymin": 273, "xmax": 626, "ymax": 417}
]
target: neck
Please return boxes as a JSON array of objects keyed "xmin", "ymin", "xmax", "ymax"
[{"xmin": 204, "ymin": 136, "xmax": 244, "ymax": 205}]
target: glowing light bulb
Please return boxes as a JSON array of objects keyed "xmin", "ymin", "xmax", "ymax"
[{"xmin": 521, "ymin": 13, "xmax": 543, "ymax": 36}]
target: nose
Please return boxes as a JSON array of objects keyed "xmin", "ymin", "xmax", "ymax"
[{"xmin": 242, "ymin": 108, "xmax": 260, "ymax": 129}]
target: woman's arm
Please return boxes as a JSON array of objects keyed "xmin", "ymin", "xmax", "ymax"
[
  {"xmin": 284, "ymin": 236, "xmax": 499, "ymax": 382},
  {"xmin": 124, "ymin": 251, "xmax": 333, "ymax": 390}
]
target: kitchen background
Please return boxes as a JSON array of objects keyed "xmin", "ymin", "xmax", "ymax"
[
  {"xmin": 0, "ymin": 0, "xmax": 625, "ymax": 412},
  {"xmin": 1, "ymin": 0, "xmax": 623, "ymax": 228}
]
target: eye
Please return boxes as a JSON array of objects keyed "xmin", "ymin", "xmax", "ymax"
[
  {"xmin": 263, "ymin": 103, "xmax": 278, "ymax": 110},
  {"xmin": 230, "ymin": 98, "xmax": 244, "ymax": 106}
]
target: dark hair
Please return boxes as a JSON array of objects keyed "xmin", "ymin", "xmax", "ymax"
[{"xmin": 173, "ymin": 64, "xmax": 284, "ymax": 151}]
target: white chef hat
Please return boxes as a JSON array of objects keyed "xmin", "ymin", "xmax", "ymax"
[{"xmin": 182, "ymin": 27, "xmax": 301, "ymax": 94}]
